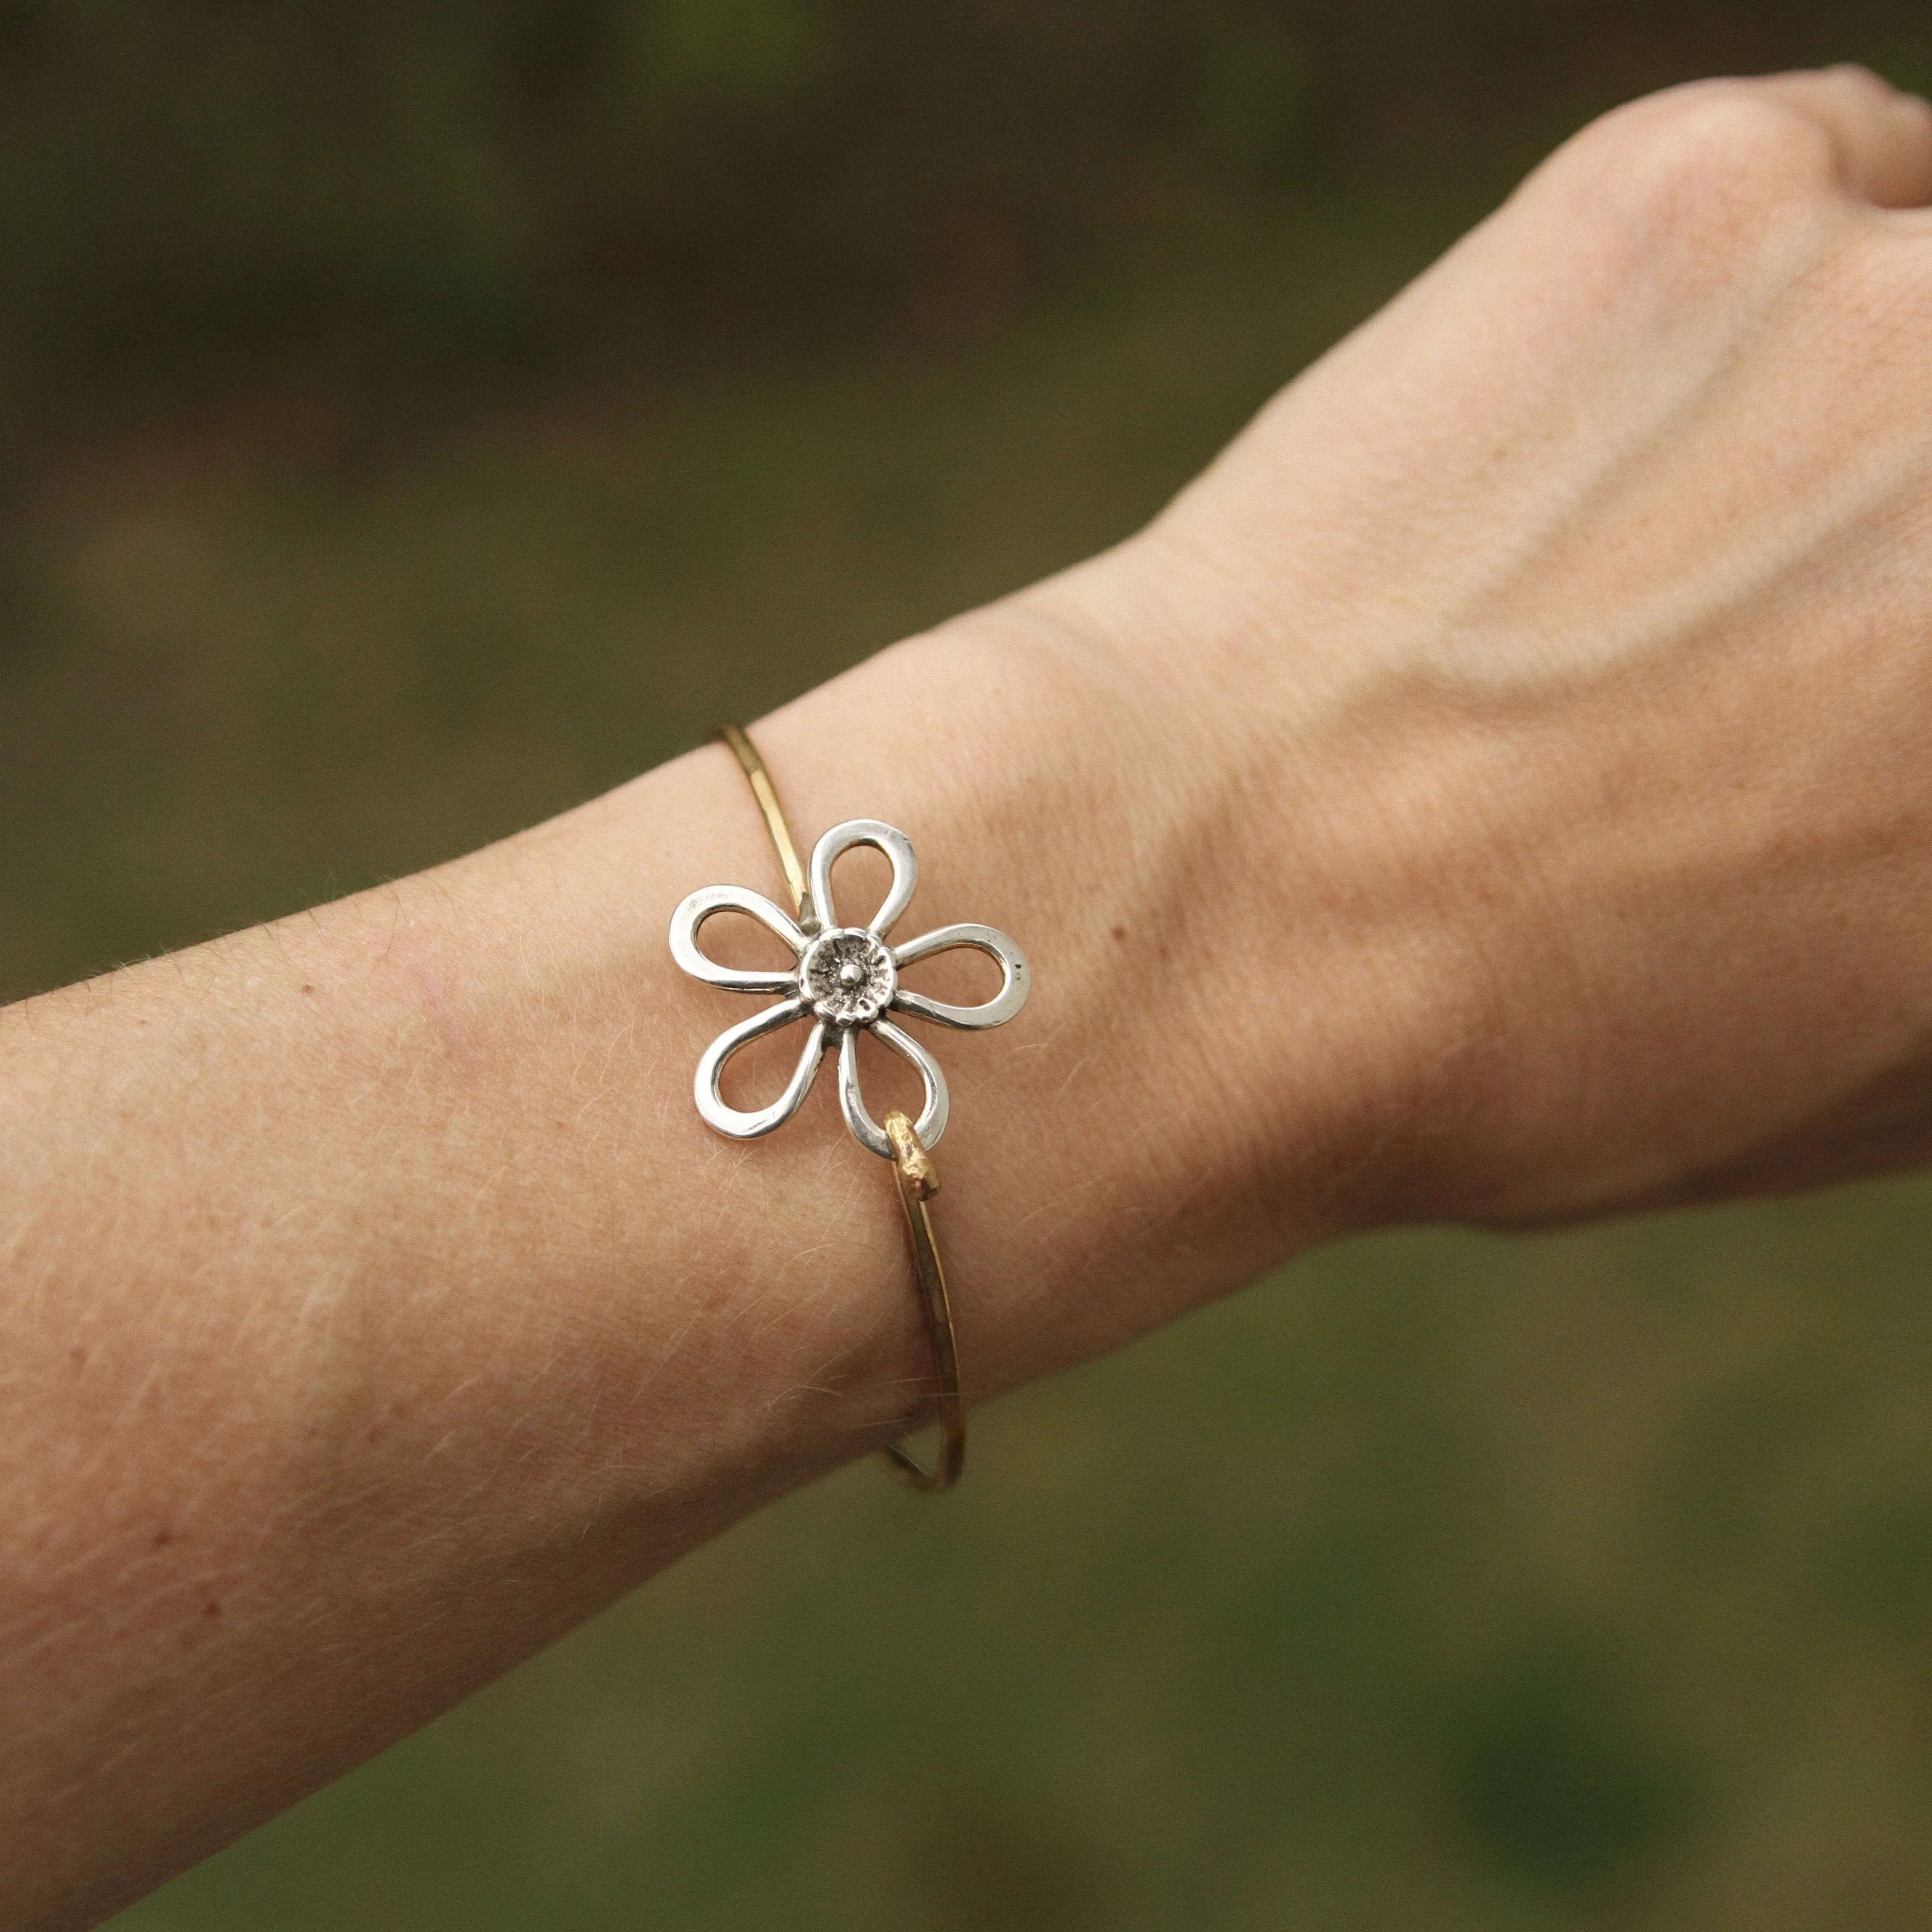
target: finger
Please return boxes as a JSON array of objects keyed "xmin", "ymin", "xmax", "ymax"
[{"xmin": 1755, "ymin": 64, "xmax": 1932, "ymax": 209}]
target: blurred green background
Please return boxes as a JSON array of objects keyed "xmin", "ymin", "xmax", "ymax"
[{"xmin": 0, "ymin": 2, "xmax": 1919, "ymax": 1925}]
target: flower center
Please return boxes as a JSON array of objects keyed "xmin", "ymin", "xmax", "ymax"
[{"xmin": 801, "ymin": 927, "xmax": 896, "ymax": 1027}]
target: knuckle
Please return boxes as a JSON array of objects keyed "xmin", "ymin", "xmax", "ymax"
[
  {"xmin": 1815, "ymin": 60, "xmax": 1894, "ymax": 111},
  {"xmin": 1529, "ymin": 82, "xmax": 1838, "ymax": 276},
  {"xmin": 1633, "ymin": 86, "xmax": 1831, "ymax": 187}
]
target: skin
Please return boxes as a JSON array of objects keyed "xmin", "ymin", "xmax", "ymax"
[{"xmin": 7, "ymin": 63, "xmax": 1932, "ymax": 1929}]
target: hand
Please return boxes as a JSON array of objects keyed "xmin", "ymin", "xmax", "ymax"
[{"xmin": 1014, "ymin": 65, "xmax": 1932, "ymax": 1239}]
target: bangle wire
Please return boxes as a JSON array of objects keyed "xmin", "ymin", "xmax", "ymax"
[{"xmin": 717, "ymin": 723, "xmax": 966, "ymax": 1491}]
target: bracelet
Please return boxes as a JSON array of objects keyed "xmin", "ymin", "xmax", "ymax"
[{"xmin": 667, "ymin": 723, "xmax": 1032, "ymax": 1490}]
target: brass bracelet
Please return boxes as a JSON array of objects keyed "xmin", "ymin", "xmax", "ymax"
[{"xmin": 667, "ymin": 723, "xmax": 1031, "ymax": 1491}]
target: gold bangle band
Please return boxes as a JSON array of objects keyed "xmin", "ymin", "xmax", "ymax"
[
  {"xmin": 717, "ymin": 723, "xmax": 811, "ymax": 928},
  {"xmin": 717, "ymin": 724, "xmax": 967, "ymax": 1492}
]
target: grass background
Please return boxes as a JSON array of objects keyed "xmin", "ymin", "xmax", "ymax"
[{"xmin": 0, "ymin": 4, "xmax": 1928, "ymax": 1925}]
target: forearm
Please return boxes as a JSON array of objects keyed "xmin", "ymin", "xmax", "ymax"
[{"xmin": 0, "ymin": 577, "xmax": 1395, "ymax": 1925}]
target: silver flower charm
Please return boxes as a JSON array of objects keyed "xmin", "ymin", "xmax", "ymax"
[{"xmin": 670, "ymin": 818, "xmax": 1029, "ymax": 1156}]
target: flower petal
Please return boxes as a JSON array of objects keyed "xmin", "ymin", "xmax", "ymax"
[
  {"xmin": 891, "ymin": 923, "xmax": 1030, "ymax": 1030},
  {"xmin": 808, "ymin": 820, "xmax": 918, "ymax": 939},
  {"xmin": 694, "ymin": 1000, "xmax": 827, "ymax": 1139},
  {"xmin": 670, "ymin": 885, "xmax": 807, "ymax": 995},
  {"xmin": 838, "ymin": 1019, "xmax": 950, "ymax": 1157}
]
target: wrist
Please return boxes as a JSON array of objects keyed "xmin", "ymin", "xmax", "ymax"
[
  {"xmin": 976, "ymin": 532, "xmax": 1502, "ymax": 1251},
  {"xmin": 680, "ymin": 555, "xmax": 1452, "ymax": 1394},
  {"xmin": 190, "ymin": 553, "xmax": 1465, "ymax": 1546}
]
